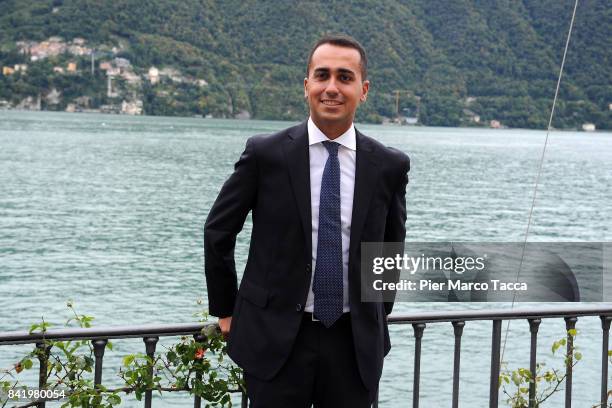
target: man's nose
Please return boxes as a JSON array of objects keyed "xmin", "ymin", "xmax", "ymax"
[{"xmin": 324, "ymin": 78, "xmax": 339, "ymax": 95}]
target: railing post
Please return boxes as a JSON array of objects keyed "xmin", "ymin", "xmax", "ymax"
[
  {"xmin": 452, "ymin": 321, "xmax": 465, "ymax": 408},
  {"xmin": 241, "ymin": 389, "xmax": 248, "ymax": 408},
  {"xmin": 92, "ymin": 339, "xmax": 108, "ymax": 387},
  {"xmin": 489, "ymin": 319, "xmax": 502, "ymax": 408},
  {"xmin": 564, "ymin": 316, "xmax": 577, "ymax": 408},
  {"xmin": 193, "ymin": 333, "xmax": 205, "ymax": 408},
  {"xmin": 528, "ymin": 319, "xmax": 541, "ymax": 408},
  {"xmin": 600, "ymin": 316, "xmax": 611, "ymax": 407},
  {"xmin": 36, "ymin": 342, "xmax": 52, "ymax": 408},
  {"xmin": 412, "ymin": 323, "xmax": 426, "ymax": 408},
  {"xmin": 143, "ymin": 336, "xmax": 159, "ymax": 408}
]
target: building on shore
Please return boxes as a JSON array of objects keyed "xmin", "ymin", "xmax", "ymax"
[
  {"xmin": 99, "ymin": 104, "xmax": 122, "ymax": 114},
  {"xmin": 490, "ymin": 120, "xmax": 502, "ymax": 129},
  {"xmin": 113, "ymin": 57, "xmax": 131, "ymax": 70},
  {"xmin": 122, "ymin": 71, "xmax": 141, "ymax": 85},
  {"xmin": 582, "ymin": 123, "xmax": 596, "ymax": 131},
  {"xmin": 99, "ymin": 61, "xmax": 112, "ymax": 71},
  {"xmin": 16, "ymin": 95, "xmax": 41, "ymax": 110},
  {"xmin": 121, "ymin": 100, "xmax": 143, "ymax": 115},
  {"xmin": 148, "ymin": 67, "xmax": 160, "ymax": 84},
  {"xmin": 45, "ymin": 88, "xmax": 61, "ymax": 105}
]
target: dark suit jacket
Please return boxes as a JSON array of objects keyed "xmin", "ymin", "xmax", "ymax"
[{"xmin": 204, "ymin": 120, "xmax": 409, "ymax": 392}]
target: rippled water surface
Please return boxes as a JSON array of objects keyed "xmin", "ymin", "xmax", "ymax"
[{"xmin": 1, "ymin": 111, "xmax": 611, "ymax": 407}]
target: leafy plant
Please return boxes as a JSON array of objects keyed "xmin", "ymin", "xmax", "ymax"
[
  {"xmin": 0, "ymin": 301, "xmax": 243, "ymax": 408},
  {"xmin": 500, "ymin": 329, "xmax": 581, "ymax": 408}
]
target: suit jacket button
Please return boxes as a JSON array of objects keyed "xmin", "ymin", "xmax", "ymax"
[
  {"xmin": 296, "ymin": 303, "xmax": 302, "ymax": 311},
  {"xmin": 306, "ymin": 265, "xmax": 311, "ymax": 273}
]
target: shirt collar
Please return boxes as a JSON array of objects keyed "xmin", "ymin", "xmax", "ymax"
[{"xmin": 307, "ymin": 117, "xmax": 356, "ymax": 151}]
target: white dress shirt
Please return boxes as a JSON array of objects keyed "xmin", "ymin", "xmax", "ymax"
[{"xmin": 305, "ymin": 117, "xmax": 356, "ymax": 313}]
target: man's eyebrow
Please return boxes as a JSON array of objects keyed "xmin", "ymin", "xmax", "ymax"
[
  {"xmin": 337, "ymin": 68, "xmax": 356, "ymax": 75},
  {"xmin": 313, "ymin": 67, "xmax": 356, "ymax": 75}
]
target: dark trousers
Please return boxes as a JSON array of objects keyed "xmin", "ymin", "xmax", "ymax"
[{"xmin": 244, "ymin": 313, "xmax": 375, "ymax": 408}]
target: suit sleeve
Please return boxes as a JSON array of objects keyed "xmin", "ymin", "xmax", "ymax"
[
  {"xmin": 383, "ymin": 154, "xmax": 410, "ymax": 315},
  {"xmin": 204, "ymin": 137, "xmax": 258, "ymax": 318}
]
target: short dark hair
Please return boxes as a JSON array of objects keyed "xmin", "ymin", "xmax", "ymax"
[{"xmin": 306, "ymin": 34, "xmax": 368, "ymax": 80}]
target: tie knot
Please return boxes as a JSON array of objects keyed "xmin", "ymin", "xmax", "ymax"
[{"xmin": 322, "ymin": 141, "xmax": 339, "ymax": 157}]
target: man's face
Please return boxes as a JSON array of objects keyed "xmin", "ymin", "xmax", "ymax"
[{"xmin": 304, "ymin": 43, "xmax": 369, "ymax": 134}]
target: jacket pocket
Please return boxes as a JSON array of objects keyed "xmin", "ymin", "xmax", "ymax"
[{"xmin": 238, "ymin": 278, "xmax": 269, "ymax": 308}]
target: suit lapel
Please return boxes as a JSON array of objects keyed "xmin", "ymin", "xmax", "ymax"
[
  {"xmin": 349, "ymin": 130, "xmax": 380, "ymax": 264},
  {"xmin": 282, "ymin": 121, "xmax": 312, "ymax": 259}
]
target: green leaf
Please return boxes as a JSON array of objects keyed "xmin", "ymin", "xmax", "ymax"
[
  {"xmin": 123, "ymin": 355, "xmax": 135, "ymax": 366},
  {"xmin": 75, "ymin": 356, "xmax": 86, "ymax": 369},
  {"xmin": 22, "ymin": 359, "xmax": 33, "ymax": 369},
  {"xmin": 574, "ymin": 351, "xmax": 582, "ymax": 361},
  {"xmin": 107, "ymin": 394, "xmax": 121, "ymax": 405}
]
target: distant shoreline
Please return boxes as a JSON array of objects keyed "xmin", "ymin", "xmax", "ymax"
[{"xmin": 2, "ymin": 108, "xmax": 607, "ymax": 133}]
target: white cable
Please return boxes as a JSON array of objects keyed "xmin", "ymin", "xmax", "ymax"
[{"xmin": 500, "ymin": 0, "xmax": 580, "ymax": 363}]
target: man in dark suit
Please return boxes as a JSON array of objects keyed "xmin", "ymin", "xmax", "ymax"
[{"xmin": 205, "ymin": 34, "xmax": 409, "ymax": 407}]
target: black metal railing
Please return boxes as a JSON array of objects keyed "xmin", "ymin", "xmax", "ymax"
[
  {"xmin": 0, "ymin": 323, "xmax": 248, "ymax": 408},
  {"xmin": 1, "ymin": 305, "xmax": 611, "ymax": 408},
  {"xmin": 385, "ymin": 305, "xmax": 612, "ymax": 408}
]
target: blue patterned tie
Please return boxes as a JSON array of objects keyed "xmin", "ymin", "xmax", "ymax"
[{"xmin": 313, "ymin": 141, "xmax": 343, "ymax": 327}]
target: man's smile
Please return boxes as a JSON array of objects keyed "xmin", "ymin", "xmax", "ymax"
[{"xmin": 321, "ymin": 100, "xmax": 343, "ymax": 106}]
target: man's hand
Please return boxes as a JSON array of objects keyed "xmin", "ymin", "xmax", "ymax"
[{"xmin": 218, "ymin": 316, "xmax": 232, "ymax": 341}]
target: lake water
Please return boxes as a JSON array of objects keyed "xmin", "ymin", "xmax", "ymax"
[{"xmin": 1, "ymin": 110, "xmax": 611, "ymax": 407}]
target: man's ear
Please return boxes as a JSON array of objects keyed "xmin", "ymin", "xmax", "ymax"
[
  {"xmin": 360, "ymin": 79, "xmax": 370, "ymax": 102},
  {"xmin": 304, "ymin": 77, "xmax": 308, "ymax": 99}
]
